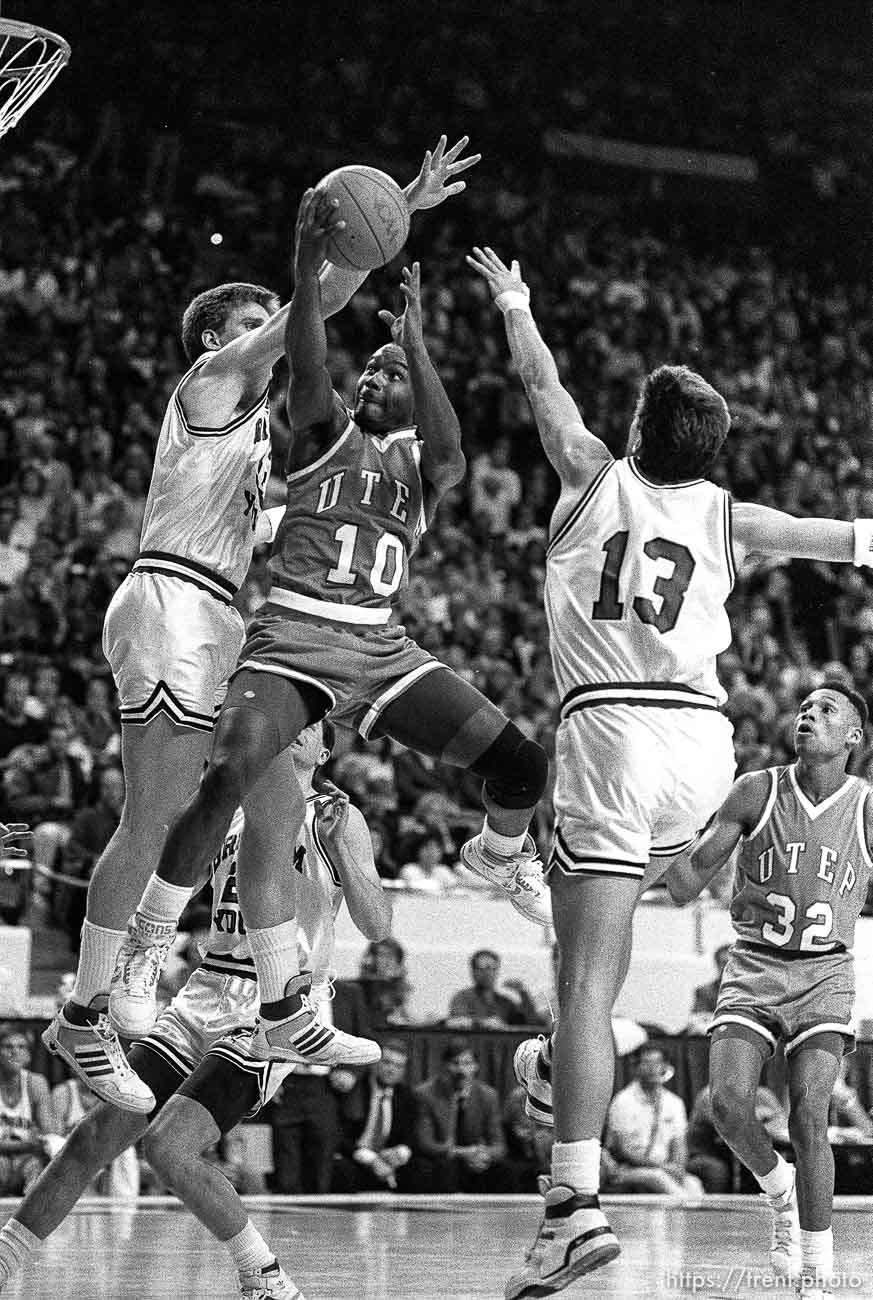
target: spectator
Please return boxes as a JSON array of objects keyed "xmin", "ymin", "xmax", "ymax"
[
  {"xmin": 469, "ymin": 435, "xmax": 522, "ymax": 537},
  {"xmin": 0, "ymin": 1025, "xmax": 59, "ymax": 1195},
  {"xmin": 446, "ymin": 949, "xmax": 540, "ymax": 1030},
  {"xmin": 413, "ymin": 1038, "xmax": 516, "ymax": 1192},
  {"xmin": 829, "ymin": 1057, "xmax": 873, "ymax": 1142},
  {"xmin": 52, "ymin": 762, "xmax": 124, "ymax": 943},
  {"xmin": 398, "ymin": 832, "xmax": 459, "ymax": 894},
  {"xmin": 686, "ymin": 944, "xmax": 732, "ymax": 1033},
  {"xmin": 267, "ymin": 979, "xmax": 372, "ymax": 1194},
  {"xmin": 602, "ymin": 1045, "xmax": 703, "ymax": 1198},
  {"xmin": 503, "ymin": 1083, "xmax": 554, "ymax": 1193},
  {"xmin": 50, "ymin": 1076, "xmax": 140, "ymax": 1196},
  {"xmin": 333, "ymin": 1038, "xmax": 419, "ymax": 1192},
  {"xmin": 0, "ymin": 671, "xmax": 46, "ymax": 762},
  {"xmin": 686, "ymin": 1084, "xmax": 790, "ymax": 1193},
  {"xmin": 357, "ymin": 937, "xmax": 415, "ymax": 1029}
]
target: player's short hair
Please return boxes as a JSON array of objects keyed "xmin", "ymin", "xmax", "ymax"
[
  {"xmin": 818, "ymin": 680, "xmax": 869, "ymax": 733},
  {"xmin": 180, "ymin": 282, "xmax": 279, "ymax": 363},
  {"xmin": 633, "ymin": 365, "xmax": 731, "ymax": 482}
]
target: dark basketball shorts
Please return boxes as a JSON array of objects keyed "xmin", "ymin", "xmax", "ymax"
[
  {"xmin": 708, "ymin": 940, "xmax": 855, "ymax": 1057},
  {"xmin": 232, "ymin": 605, "xmax": 446, "ymax": 736}
]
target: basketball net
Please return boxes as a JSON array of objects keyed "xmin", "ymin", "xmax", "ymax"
[{"xmin": 0, "ymin": 13, "xmax": 70, "ymax": 139}]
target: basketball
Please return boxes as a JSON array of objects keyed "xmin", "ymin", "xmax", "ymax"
[{"xmin": 315, "ymin": 165, "xmax": 411, "ymax": 272}]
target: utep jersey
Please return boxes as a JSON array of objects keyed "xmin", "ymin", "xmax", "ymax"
[
  {"xmin": 732, "ymin": 765, "xmax": 873, "ymax": 952},
  {"xmin": 545, "ymin": 457, "xmax": 734, "ymax": 706},
  {"xmin": 206, "ymin": 796, "xmax": 345, "ymax": 979},
  {"xmin": 139, "ymin": 354, "xmax": 272, "ymax": 590},
  {"xmin": 269, "ymin": 416, "xmax": 426, "ymax": 624}
]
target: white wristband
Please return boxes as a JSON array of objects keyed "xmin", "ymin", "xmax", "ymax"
[
  {"xmin": 853, "ymin": 518, "xmax": 873, "ymax": 567},
  {"xmin": 494, "ymin": 289, "xmax": 532, "ymax": 316}
]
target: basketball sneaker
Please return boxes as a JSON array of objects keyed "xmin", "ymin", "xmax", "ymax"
[
  {"xmin": 460, "ymin": 833, "xmax": 552, "ymax": 927},
  {"xmin": 42, "ymin": 1007, "xmax": 155, "ymax": 1113},
  {"xmin": 504, "ymin": 1186, "xmax": 620, "ymax": 1300},
  {"xmin": 513, "ymin": 1036, "xmax": 554, "ymax": 1126},
  {"xmin": 250, "ymin": 973, "xmax": 381, "ymax": 1066},
  {"xmin": 238, "ymin": 1261, "xmax": 305, "ymax": 1299},
  {"xmin": 108, "ymin": 913, "xmax": 178, "ymax": 1038},
  {"xmin": 765, "ymin": 1168, "xmax": 801, "ymax": 1277}
]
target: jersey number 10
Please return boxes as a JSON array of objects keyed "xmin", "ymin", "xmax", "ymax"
[{"xmin": 592, "ymin": 531, "xmax": 695, "ymax": 634}]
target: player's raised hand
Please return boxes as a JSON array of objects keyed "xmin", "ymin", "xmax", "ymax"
[
  {"xmin": 465, "ymin": 246, "xmax": 531, "ymax": 306},
  {"xmin": 404, "ymin": 135, "xmax": 481, "ymax": 212},
  {"xmin": 314, "ymin": 780, "xmax": 350, "ymax": 842},
  {"xmin": 377, "ymin": 262, "xmax": 424, "ymax": 349},
  {"xmin": 293, "ymin": 188, "xmax": 345, "ymax": 277},
  {"xmin": 0, "ymin": 822, "xmax": 31, "ymax": 859}
]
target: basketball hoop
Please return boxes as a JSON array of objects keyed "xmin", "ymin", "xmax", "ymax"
[{"xmin": 0, "ymin": 17, "xmax": 70, "ymax": 139}]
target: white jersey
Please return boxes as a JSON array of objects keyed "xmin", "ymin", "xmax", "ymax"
[
  {"xmin": 203, "ymin": 796, "xmax": 345, "ymax": 982},
  {"xmin": 545, "ymin": 456, "xmax": 734, "ymax": 715},
  {"xmin": 136, "ymin": 354, "xmax": 272, "ymax": 598}
]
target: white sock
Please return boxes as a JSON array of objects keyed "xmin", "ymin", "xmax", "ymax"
[
  {"xmin": 248, "ymin": 920, "xmax": 300, "ymax": 1004},
  {"xmin": 0, "ymin": 1219, "xmax": 41, "ymax": 1284},
  {"xmin": 800, "ymin": 1227, "xmax": 833, "ymax": 1282},
  {"xmin": 138, "ymin": 873, "xmax": 194, "ymax": 925},
  {"xmin": 756, "ymin": 1153, "xmax": 794, "ymax": 1201},
  {"xmin": 224, "ymin": 1219, "xmax": 274, "ymax": 1274},
  {"xmin": 481, "ymin": 821, "xmax": 526, "ymax": 858},
  {"xmin": 71, "ymin": 920, "xmax": 126, "ymax": 1007},
  {"xmin": 551, "ymin": 1139, "xmax": 601, "ymax": 1195}
]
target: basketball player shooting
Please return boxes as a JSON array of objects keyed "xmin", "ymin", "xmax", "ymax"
[
  {"xmin": 465, "ymin": 246, "xmax": 873, "ymax": 1300},
  {"xmin": 42, "ymin": 135, "xmax": 482, "ymax": 1113},
  {"xmin": 107, "ymin": 186, "xmax": 553, "ymax": 1082}
]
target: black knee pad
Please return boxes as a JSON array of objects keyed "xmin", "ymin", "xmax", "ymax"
[{"xmin": 470, "ymin": 723, "xmax": 549, "ymax": 810}]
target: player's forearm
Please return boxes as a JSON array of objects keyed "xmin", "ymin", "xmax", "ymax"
[
  {"xmin": 333, "ymin": 850, "xmax": 393, "ymax": 940},
  {"xmin": 286, "ymin": 268, "xmax": 327, "ymax": 377},
  {"xmin": 406, "ymin": 342, "xmax": 466, "ymax": 490}
]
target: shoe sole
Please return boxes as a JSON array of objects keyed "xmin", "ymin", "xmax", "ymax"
[
  {"xmin": 512, "ymin": 1239, "xmax": 621, "ymax": 1298},
  {"xmin": 250, "ymin": 1039, "xmax": 382, "ymax": 1067},
  {"xmin": 106, "ymin": 996, "xmax": 157, "ymax": 1040},
  {"xmin": 42, "ymin": 1025, "xmax": 155, "ymax": 1114},
  {"xmin": 514, "ymin": 1049, "xmax": 554, "ymax": 1127}
]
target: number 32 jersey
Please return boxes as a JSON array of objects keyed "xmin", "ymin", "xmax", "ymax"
[
  {"xmin": 545, "ymin": 457, "xmax": 734, "ymax": 708},
  {"xmin": 732, "ymin": 765, "xmax": 873, "ymax": 952}
]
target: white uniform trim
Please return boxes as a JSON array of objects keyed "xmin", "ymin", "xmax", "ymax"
[
  {"xmin": 708, "ymin": 1013, "xmax": 778, "ymax": 1048},
  {"xmin": 785, "ymin": 1020, "xmax": 855, "ymax": 1054},
  {"xmin": 746, "ymin": 768, "xmax": 779, "ymax": 841},
  {"xmin": 232, "ymin": 658, "xmax": 336, "ymax": 708},
  {"xmin": 857, "ymin": 789, "xmax": 873, "ymax": 872},
  {"xmin": 120, "ymin": 680, "xmax": 215, "ymax": 732},
  {"xmin": 285, "ymin": 418, "xmax": 356, "ymax": 483},
  {"xmin": 265, "ymin": 586, "xmax": 392, "ymax": 625},
  {"xmin": 358, "ymin": 660, "xmax": 447, "ymax": 739}
]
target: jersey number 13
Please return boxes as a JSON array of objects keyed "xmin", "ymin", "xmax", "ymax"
[{"xmin": 592, "ymin": 531, "xmax": 695, "ymax": 634}]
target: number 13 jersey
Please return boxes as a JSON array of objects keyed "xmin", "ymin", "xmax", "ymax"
[{"xmin": 545, "ymin": 457, "xmax": 735, "ymax": 709}]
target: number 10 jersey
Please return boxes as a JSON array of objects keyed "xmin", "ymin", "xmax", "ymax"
[{"xmin": 545, "ymin": 457, "xmax": 735, "ymax": 709}]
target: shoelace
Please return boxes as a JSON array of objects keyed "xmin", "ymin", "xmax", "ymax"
[
  {"xmin": 120, "ymin": 941, "xmax": 170, "ymax": 992},
  {"xmin": 94, "ymin": 1015, "xmax": 138, "ymax": 1079}
]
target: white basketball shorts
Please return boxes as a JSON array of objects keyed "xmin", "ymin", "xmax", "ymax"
[
  {"xmin": 549, "ymin": 703, "xmax": 735, "ymax": 879},
  {"xmin": 103, "ymin": 571, "xmax": 244, "ymax": 730}
]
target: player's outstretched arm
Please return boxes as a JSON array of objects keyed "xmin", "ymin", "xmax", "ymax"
[
  {"xmin": 285, "ymin": 190, "xmax": 350, "ymax": 461},
  {"xmin": 315, "ymin": 782, "xmax": 393, "ymax": 940},
  {"xmin": 665, "ymin": 771, "xmax": 770, "ymax": 906},
  {"xmin": 731, "ymin": 502, "xmax": 871, "ymax": 567},
  {"xmin": 377, "ymin": 261, "xmax": 465, "ymax": 503},
  {"xmin": 466, "ymin": 246, "xmax": 612, "ymax": 491},
  {"xmin": 318, "ymin": 133, "xmax": 481, "ymax": 320}
]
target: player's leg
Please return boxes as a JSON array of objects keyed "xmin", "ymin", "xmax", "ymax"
[
  {"xmin": 109, "ymin": 671, "xmax": 318, "ymax": 1040},
  {"xmin": 371, "ymin": 666, "xmax": 551, "ymax": 925},
  {"xmin": 240, "ymin": 749, "xmax": 379, "ymax": 1067},
  {"xmin": 505, "ymin": 870, "xmax": 632, "ymax": 1300},
  {"xmin": 786, "ymin": 1034, "xmax": 844, "ymax": 1292},
  {"xmin": 144, "ymin": 1049, "xmax": 303, "ymax": 1299},
  {"xmin": 708, "ymin": 1025, "xmax": 800, "ymax": 1276},
  {"xmin": 0, "ymin": 1103, "xmax": 147, "ymax": 1288}
]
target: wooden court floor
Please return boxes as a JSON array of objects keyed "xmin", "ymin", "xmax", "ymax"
[{"xmin": 2, "ymin": 1194, "xmax": 871, "ymax": 1299}]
